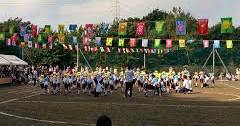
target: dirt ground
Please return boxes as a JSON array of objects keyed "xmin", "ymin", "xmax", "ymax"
[{"xmin": 0, "ymin": 81, "xmax": 240, "ymax": 126}]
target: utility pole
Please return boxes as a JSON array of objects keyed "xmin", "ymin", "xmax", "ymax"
[{"xmin": 112, "ymin": 0, "xmax": 120, "ymax": 22}]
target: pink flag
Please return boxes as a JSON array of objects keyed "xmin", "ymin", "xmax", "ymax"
[
  {"xmin": 166, "ymin": 39, "xmax": 172, "ymax": 48},
  {"xmin": 136, "ymin": 22, "xmax": 146, "ymax": 36},
  {"xmin": 203, "ymin": 40, "xmax": 209, "ymax": 48}
]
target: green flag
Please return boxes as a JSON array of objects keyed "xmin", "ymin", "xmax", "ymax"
[
  {"xmin": 0, "ymin": 32, "xmax": 5, "ymax": 41},
  {"xmin": 45, "ymin": 25, "xmax": 51, "ymax": 35},
  {"xmin": 9, "ymin": 25, "xmax": 14, "ymax": 35},
  {"xmin": 38, "ymin": 34, "xmax": 42, "ymax": 43},
  {"xmin": 221, "ymin": 17, "xmax": 233, "ymax": 33},
  {"xmin": 154, "ymin": 39, "xmax": 161, "ymax": 48},
  {"xmin": 118, "ymin": 38, "xmax": 124, "ymax": 47},
  {"xmin": 155, "ymin": 21, "xmax": 165, "ymax": 35}
]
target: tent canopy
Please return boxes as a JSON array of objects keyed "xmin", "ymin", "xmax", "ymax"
[
  {"xmin": 0, "ymin": 54, "xmax": 28, "ymax": 65},
  {"xmin": 0, "ymin": 56, "xmax": 10, "ymax": 65}
]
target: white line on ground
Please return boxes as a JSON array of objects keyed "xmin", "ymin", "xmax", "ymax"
[{"xmin": 224, "ymin": 84, "xmax": 240, "ymax": 90}]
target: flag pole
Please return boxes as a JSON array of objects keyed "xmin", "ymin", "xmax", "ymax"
[
  {"xmin": 213, "ymin": 44, "xmax": 215, "ymax": 74},
  {"xmin": 144, "ymin": 49, "xmax": 146, "ymax": 69},
  {"xmin": 77, "ymin": 44, "xmax": 79, "ymax": 68}
]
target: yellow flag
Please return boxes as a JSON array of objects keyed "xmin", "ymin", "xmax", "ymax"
[
  {"xmin": 106, "ymin": 38, "xmax": 113, "ymax": 46},
  {"xmin": 226, "ymin": 40, "xmax": 233, "ymax": 49},
  {"xmin": 179, "ymin": 39, "xmax": 186, "ymax": 48}
]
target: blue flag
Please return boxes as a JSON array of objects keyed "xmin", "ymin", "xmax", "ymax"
[
  {"xmin": 69, "ymin": 24, "xmax": 77, "ymax": 31},
  {"xmin": 214, "ymin": 40, "xmax": 220, "ymax": 49},
  {"xmin": 101, "ymin": 23, "xmax": 109, "ymax": 34},
  {"xmin": 176, "ymin": 19, "xmax": 186, "ymax": 35},
  {"xmin": 95, "ymin": 37, "xmax": 102, "ymax": 47},
  {"xmin": 72, "ymin": 36, "xmax": 77, "ymax": 45}
]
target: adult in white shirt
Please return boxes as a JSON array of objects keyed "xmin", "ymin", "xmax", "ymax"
[{"xmin": 125, "ymin": 65, "xmax": 135, "ymax": 97}]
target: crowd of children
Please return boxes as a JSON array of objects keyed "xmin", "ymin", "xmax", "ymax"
[{"xmin": 28, "ymin": 66, "xmax": 218, "ymax": 97}]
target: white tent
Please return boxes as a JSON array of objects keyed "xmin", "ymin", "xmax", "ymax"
[
  {"xmin": 0, "ymin": 54, "xmax": 28, "ymax": 65},
  {"xmin": 0, "ymin": 56, "xmax": 10, "ymax": 65}
]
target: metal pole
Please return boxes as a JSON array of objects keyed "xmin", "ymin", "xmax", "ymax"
[
  {"xmin": 215, "ymin": 50, "xmax": 230, "ymax": 74},
  {"xmin": 77, "ymin": 44, "xmax": 79, "ymax": 68},
  {"xmin": 202, "ymin": 51, "xmax": 213, "ymax": 70},
  {"xmin": 144, "ymin": 51, "xmax": 146, "ymax": 69},
  {"xmin": 213, "ymin": 44, "xmax": 215, "ymax": 74}
]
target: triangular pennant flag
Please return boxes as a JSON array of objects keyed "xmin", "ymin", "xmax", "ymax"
[
  {"xmin": 118, "ymin": 38, "xmax": 124, "ymax": 47},
  {"xmin": 106, "ymin": 37, "xmax": 113, "ymax": 46},
  {"xmin": 11, "ymin": 35, "xmax": 16, "ymax": 46},
  {"xmin": 123, "ymin": 48, "xmax": 126, "ymax": 53},
  {"xmin": 166, "ymin": 39, "xmax": 172, "ymax": 48},
  {"xmin": 6, "ymin": 38, "xmax": 11, "ymax": 46},
  {"xmin": 226, "ymin": 40, "xmax": 233, "ymax": 49},
  {"xmin": 63, "ymin": 44, "xmax": 68, "ymax": 50},
  {"xmin": 214, "ymin": 40, "xmax": 220, "ymax": 49},
  {"xmin": 35, "ymin": 42, "xmax": 39, "ymax": 49},
  {"xmin": 32, "ymin": 25, "xmax": 38, "ymax": 38},
  {"xmin": 93, "ymin": 46, "xmax": 98, "ymax": 52},
  {"xmin": 198, "ymin": 19, "xmax": 208, "ymax": 35},
  {"xmin": 42, "ymin": 43, "xmax": 47, "ymax": 49},
  {"xmin": 68, "ymin": 44, "xmax": 73, "ymax": 50},
  {"xmin": 130, "ymin": 38, "xmax": 136, "ymax": 47},
  {"xmin": 84, "ymin": 46, "xmax": 88, "ymax": 52},
  {"xmin": 203, "ymin": 40, "xmax": 209, "ymax": 48},
  {"xmin": 83, "ymin": 36, "xmax": 90, "ymax": 46},
  {"xmin": 118, "ymin": 22, "xmax": 127, "ymax": 36},
  {"xmin": 179, "ymin": 39, "xmax": 186, "ymax": 48},
  {"xmin": 95, "ymin": 37, "xmax": 102, "ymax": 47},
  {"xmin": 221, "ymin": 17, "xmax": 233, "ymax": 33},
  {"xmin": 142, "ymin": 39, "xmax": 148, "ymax": 47},
  {"xmin": 118, "ymin": 48, "xmax": 121, "ymax": 53},
  {"xmin": 28, "ymin": 41, "xmax": 32, "ymax": 48},
  {"xmin": 75, "ymin": 44, "xmax": 79, "ymax": 51},
  {"xmin": 157, "ymin": 49, "xmax": 160, "ymax": 54},
  {"xmin": 100, "ymin": 47, "xmax": 104, "ymax": 52},
  {"xmin": 49, "ymin": 42, "xmax": 53, "ymax": 50},
  {"xmin": 130, "ymin": 48, "xmax": 134, "ymax": 53},
  {"xmin": 154, "ymin": 39, "xmax": 161, "ymax": 48},
  {"xmin": 176, "ymin": 19, "xmax": 186, "ymax": 35},
  {"xmin": 155, "ymin": 21, "xmax": 165, "ymax": 35},
  {"xmin": 106, "ymin": 47, "xmax": 111, "ymax": 53}
]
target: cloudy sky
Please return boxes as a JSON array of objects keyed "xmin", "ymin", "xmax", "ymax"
[{"xmin": 0, "ymin": 0, "xmax": 238, "ymax": 29}]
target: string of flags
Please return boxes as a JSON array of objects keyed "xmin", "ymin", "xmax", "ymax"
[{"xmin": 0, "ymin": 17, "xmax": 238, "ymax": 55}]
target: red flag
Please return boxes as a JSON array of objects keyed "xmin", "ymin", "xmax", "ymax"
[
  {"xmin": 106, "ymin": 47, "xmax": 111, "ymax": 53},
  {"xmin": 166, "ymin": 39, "xmax": 172, "ymax": 48},
  {"xmin": 85, "ymin": 24, "xmax": 93, "ymax": 36},
  {"xmin": 130, "ymin": 38, "xmax": 137, "ymax": 47},
  {"xmin": 32, "ymin": 25, "xmax": 38, "ymax": 38},
  {"xmin": 11, "ymin": 35, "xmax": 16, "ymax": 46},
  {"xmin": 136, "ymin": 22, "xmax": 145, "ymax": 36},
  {"xmin": 198, "ymin": 19, "xmax": 208, "ymax": 35}
]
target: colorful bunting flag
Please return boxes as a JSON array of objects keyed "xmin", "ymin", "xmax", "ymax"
[
  {"xmin": 58, "ymin": 24, "xmax": 65, "ymax": 35},
  {"xmin": 176, "ymin": 19, "xmax": 186, "ymax": 35},
  {"xmin": 20, "ymin": 26, "xmax": 26, "ymax": 37},
  {"xmin": 83, "ymin": 36, "xmax": 90, "ymax": 46},
  {"xmin": 28, "ymin": 41, "xmax": 32, "ymax": 48},
  {"xmin": 142, "ymin": 39, "xmax": 148, "ymax": 47},
  {"xmin": 32, "ymin": 25, "xmax": 38, "ymax": 38},
  {"xmin": 24, "ymin": 34, "xmax": 29, "ymax": 42},
  {"xmin": 106, "ymin": 47, "xmax": 111, "ymax": 53},
  {"xmin": 69, "ymin": 24, "xmax": 77, "ymax": 31},
  {"xmin": 198, "ymin": 19, "xmax": 208, "ymax": 35},
  {"xmin": 85, "ymin": 24, "xmax": 93, "ymax": 35},
  {"xmin": 44, "ymin": 25, "xmax": 51, "ymax": 35},
  {"xmin": 166, "ymin": 39, "xmax": 172, "ymax": 48},
  {"xmin": 179, "ymin": 39, "xmax": 186, "ymax": 48},
  {"xmin": 100, "ymin": 47, "xmax": 104, "ymax": 52},
  {"xmin": 136, "ymin": 22, "xmax": 146, "ymax": 36},
  {"xmin": 118, "ymin": 22, "xmax": 127, "ymax": 36},
  {"xmin": 11, "ymin": 35, "xmax": 16, "ymax": 46},
  {"xmin": 35, "ymin": 42, "xmax": 39, "ymax": 49},
  {"xmin": 72, "ymin": 36, "xmax": 77, "ymax": 45},
  {"xmin": 118, "ymin": 38, "xmax": 125, "ymax": 47},
  {"xmin": 221, "ymin": 17, "xmax": 233, "ymax": 33},
  {"xmin": 130, "ymin": 38, "xmax": 136, "ymax": 47},
  {"xmin": 214, "ymin": 40, "xmax": 220, "ymax": 49},
  {"xmin": 226, "ymin": 40, "xmax": 233, "ymax": 49},
  {"xmin": 203, "ymin": 40, "xmax": 209, "ymax": 48},
  {"xmin": 49, "ymin": 42, "xmax": 53, "ymax": 50},
  {"xmin": 95, "ymin": 37, "xmax": 102, "ymax": 47},
  {"xmin": 75, "ymin": 44, "xmax": 79, "ymax": 51},
  {"xmin": 9, "ymin": 25, "xmax": 14, "ymax": 35},
  {"xmin": 42, "ymin": 43, "xmax": 46, "ymax": 49},
  {"xmin": 0, "ymin": 32, "xmax": 5, "ymax": 41},
  {"xmin": 154, "ymin": 39, "xmax": 161, "ymax": 48},
  {"xmin": 68, "ymin": 44, "xmax": 73, "ymax": 50},
  {"xmin": 106, "ymin": 37, "xmax": 113, "ymax": 46},
  {"xmin": 6, "ymin": 38, "xmax": 11, "ymax": 46},
  {"xmin": 63, "ymin": 44, "xmax": 68, "ymax": 50},
  {"xmin": 155, "ymin": 21, "xmax": 165, "ymax": 35},
  {"xmin": 101, "ymin": 23, "xmax": 109, "ymax": 34}
]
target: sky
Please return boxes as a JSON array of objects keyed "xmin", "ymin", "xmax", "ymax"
[{"xmin": 0, "ymin": 0, "xmax": 239, "ymax": 29}]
